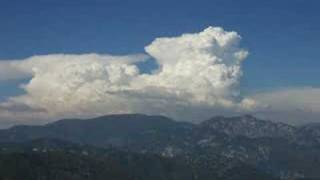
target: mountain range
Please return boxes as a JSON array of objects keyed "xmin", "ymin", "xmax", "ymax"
[{"xmin": 0, "ymin": 114, "xmax": 320, "ymax": 180}]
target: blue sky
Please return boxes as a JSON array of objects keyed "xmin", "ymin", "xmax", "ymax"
[
  {"xmin": 1, "ymin": 0, "xmax": 319, "ymax": 99},
  {"xmin": 0, "ymin": 0, "xmax": 320, "ymax": 126}
]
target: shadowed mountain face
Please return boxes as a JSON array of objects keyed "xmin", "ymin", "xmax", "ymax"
[
  {"xmin": 0, "ymin": 114, "xmax": 320, "ymax": 180},
  {"xmin": 0, "ymin": 114, "xmax": 194, "ymax": 151},
  {"xmin": 0, "ymin": 139, "xmax": 279, "ymax": 180}
]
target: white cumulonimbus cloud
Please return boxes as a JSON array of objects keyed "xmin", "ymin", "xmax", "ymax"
[{"xmin": 0, "ymin": 26, "xmax": 259, "ymax": 126}]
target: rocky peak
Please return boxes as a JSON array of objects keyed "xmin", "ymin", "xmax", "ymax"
[{"xmin": 199, "ymin": 115, "xmax": 296, "ymax": 139}]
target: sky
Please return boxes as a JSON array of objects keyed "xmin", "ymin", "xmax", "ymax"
[{"xmin": 0, "ymin": 0, "xmax": 320, "ymax": 127}]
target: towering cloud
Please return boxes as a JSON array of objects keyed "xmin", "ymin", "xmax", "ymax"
[
  {"xmin": 0, "ymin": 27, "xmax": 258, "ymax": 126},
  {"xmin": 144, "ymin": 27, "xmax": 251, "ymax": 108}
]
